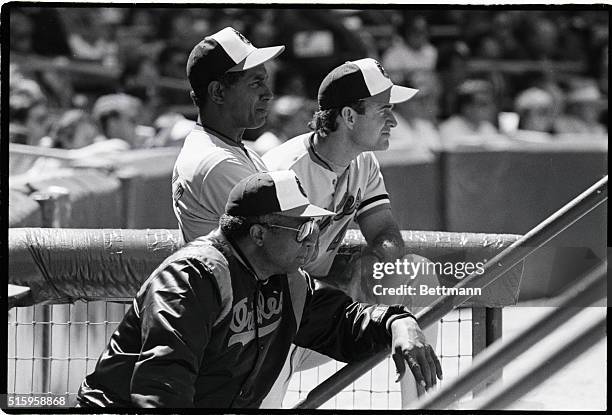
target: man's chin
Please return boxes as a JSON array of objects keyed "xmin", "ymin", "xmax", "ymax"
[
  {"xmin": 251, "ymin": 112, "xmax": 269, "ymax": 128},
  {"xmin": 376, "ymin": 138, "xmax": 390, "ymax": 151}
]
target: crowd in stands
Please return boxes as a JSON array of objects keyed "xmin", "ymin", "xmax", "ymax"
[{"xmin": 8, "ymin": 7, "xmax": 608, "ymax": 170}]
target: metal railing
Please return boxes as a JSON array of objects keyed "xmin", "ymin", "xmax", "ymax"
[{"xmin": 417, "ymin": 261, "xmax": 606, "ymax": 409}]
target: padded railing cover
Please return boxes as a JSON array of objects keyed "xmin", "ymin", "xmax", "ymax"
[{"xmin": 9, "ymin": 228, "xmax": 522, "ymax": 307}]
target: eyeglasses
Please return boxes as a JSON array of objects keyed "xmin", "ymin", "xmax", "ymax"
[{"xmin": 262, "ymin": 219, "xmax": 319, "ymax": 243}]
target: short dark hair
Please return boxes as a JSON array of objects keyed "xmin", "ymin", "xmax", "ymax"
[
  {"xmin": 219, "ymin": 213, "xmax": 273, "ymax": 240},
  {"xmin": 191, "ymin": 71, "xmax": 247, "ymax": 108},
  {"xmin": 309, "ymin": 100, "xmax": 366, "ymax": 137}
]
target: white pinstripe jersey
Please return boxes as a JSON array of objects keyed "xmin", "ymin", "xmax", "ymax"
[
  {"xmin": 172, "ymin": 124, "xmax": 267, "ymax": 243},
  {"xmin": 263, "ymin": 132, "xmax": 390, "ymax": 276}
]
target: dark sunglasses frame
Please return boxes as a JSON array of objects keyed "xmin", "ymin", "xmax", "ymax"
[{"xmin": 259, "ymin": 219, "xmax": 318, "ymax": 243}]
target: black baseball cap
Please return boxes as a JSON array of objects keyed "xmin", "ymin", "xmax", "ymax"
[
  {"xmin": 225, "ymin": 171, "xmax": 334, "ymax": 218},
  {"xmin": 186, "ymin": 27, "xmax": 285, "ymax": 92},
  {"xmin": 317, "ymin": 58, "xmax": 419, "ymax": 110}
]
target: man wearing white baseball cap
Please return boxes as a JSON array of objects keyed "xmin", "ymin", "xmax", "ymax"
[
  {"xmin": 172, "ymin": 27, "xmax": 285, "ymax": 243},
  {"xmin": 263, "ymin": 58, "xmax": 441, "ymax": 407},
  {"xmin": 77, "ymin": 170, "xmax": 440, "ymax": 408}
]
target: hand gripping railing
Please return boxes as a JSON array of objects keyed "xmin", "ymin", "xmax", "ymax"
[
  {"xmin": 294, "ymin": 175, "xmax": 607, "ymax": 409},
  {"xmin": 416, "ymin": 261, "xmax": 606, "ymax": 409}
]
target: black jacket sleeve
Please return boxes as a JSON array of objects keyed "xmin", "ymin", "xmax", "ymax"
[
  {"xmin": 293, "ymin": 278, "xmax": 412, "ymax": 362},
  {"xmin": 130, "ymin": 259, "xmax": 222, "ymax": 407}
]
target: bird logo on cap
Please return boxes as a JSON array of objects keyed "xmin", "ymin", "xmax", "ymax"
[
  {"xmin": 375, "ymin": 60, "xmax": 390, "ymax": 79},
  {"xmin": 232, "ymin": 28, "xmax": 252, "ymax": 46}
]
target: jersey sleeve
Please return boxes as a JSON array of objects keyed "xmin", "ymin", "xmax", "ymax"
[
  {"xmin": 130, "ymin": 259, "xmax": 222, "ymax": 407},
  {"xmin": 355, "ymin": 153, "xmax": 390, "ymax": 220},
  {"xmin": 293, "ymin": 280, "xmax": 411, "ymax": 362},
  {"xmin": 197, "ymin": 160, "xmax": 258, "ymax": 217}
]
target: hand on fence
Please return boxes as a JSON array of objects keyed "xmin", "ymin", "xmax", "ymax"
[{"xmin": 390, "ymin": 316, "xmax": 443, "ymax": 392}]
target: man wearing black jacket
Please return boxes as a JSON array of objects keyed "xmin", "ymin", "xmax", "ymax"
[{"xmin": 77, "ymin": 170, "xmax": 441, "ymax": 408}]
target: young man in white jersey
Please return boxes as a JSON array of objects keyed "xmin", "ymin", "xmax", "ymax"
[
  {"xmin": 262, "ymin": 58, "xmax": 441, "ymax": 408},
  {"xmin": 172, "ymin": 27, "xmax": 285, "ymax": 243}
]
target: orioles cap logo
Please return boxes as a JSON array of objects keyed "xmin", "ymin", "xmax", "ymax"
[
  {"xmin": 232, "ymin": 28, "xmax": 252, "ymax": 45},
  {"xmin": 375, "ymin": 60, "xmax": 390, "ymax": 79},
  {"xmin": 295, "ymin": 177, "xmax": 308, "ymax": 198}
]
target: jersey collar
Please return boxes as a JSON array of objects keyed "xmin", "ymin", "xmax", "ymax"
[
  {"xmin": 307, "ymin": 133, "xmax": 350, "ymax": 175},
  {"xmin": 197, "ymin": 122, "xmax": 244, "ymax": 149}
]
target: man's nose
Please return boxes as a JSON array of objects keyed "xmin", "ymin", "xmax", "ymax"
[
  {"xmin": 388, "ymin": 111, "xmax": 397, "ymax": 128},
  {"xmin": 261, "ymin": 83, "xmax": 274, "ymax": 101}
]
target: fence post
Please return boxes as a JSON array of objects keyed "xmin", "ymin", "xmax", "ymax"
[
  {"xmin": 31, "ymin": 186, "xmax": 71, "ymax": 394},
  {"xmin": 116, "ymin": 167, "xmax": 139, "ymax": 229},
  {"xmin": 472, "ymin": 307, "xmax": 503, "ymax": 396}
]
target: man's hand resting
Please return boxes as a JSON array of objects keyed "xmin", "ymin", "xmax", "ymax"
[{"xmin": 390, "ymin": 316, "xmax": 442, "ymax": 392}]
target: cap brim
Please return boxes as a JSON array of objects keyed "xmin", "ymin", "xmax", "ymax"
[
  {"xmin": 228, "ymin": 45, "xmax": 285, "ymax": 72},
  {"xmin": 278, "ymin": 204, "xmax": 335, "ymax": 218},
  {"xmin": 389, "ymin": 85, "xmax": 419, "ymax": 104}
]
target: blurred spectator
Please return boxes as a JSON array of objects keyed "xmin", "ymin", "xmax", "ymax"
[
  {"xmin": 436, "ymin": 41, "xmax": 471, "ymax": 119},
  {"xmin": 67, "ymin": 10, "xmax": 118, "ymax": 65},
  {"xmin": 9, "ymin": 78, "xmax": 49, "ymax": 145},
  {"xmin": 9, "ymin": 11, "xmax": 34, "ymax": 53},
  {"xmin": 274, "ymin": 68, "xmax": 308, "ymax": 98},
  {"xmin": 555, "ymin": 80, "xmax": 607, "ymax": 136},
  {"xmin": 162, "ymin": 11, "xmax": 202, "ymax": 49},
  {"xmin": 274, "ymin": 9, "xmax": 370, "ymax": 97},
  {"xmin": 120, "ymin": 52, "xmax": 162, "ymax": 125},
  {"xmin": 513, "ymin": 87, "xmax": 556, "ymax": 140},
  {"xmin": 471, "ymin": 12, "xmax": 521, "ymax": 60},
  {"xmin": 40, "ymin": 109, "xmax": 102, "ymax": 150},
  {"xmin": 25, "ymin": 108, "xmax": 133, "ymax": 178},
  {"xmin": 388, "ymin": 72, "xmax": 442, "ymax": 153},
  {"xmin": 248, "ymin": 95, "xmax": 317, "ymax": 156},
  {"xmin": 158, "ymin": 44, "xmax": 189, "ymax": 79},
  {"xmin": 10, "ymin": 7, "xmax": 71, "ymax": 56},
  {"xmin": 439, "ymin": 79, "xmax": 500, "ymax": 146},
  {"xmin": 382, "ymin": 15, "xmax": 438, "ymax": 83},
  {"xmin": 145, "ymin": 113, "xmax": 195, "ymax": 148},
  {"xmin": 156, "ymin": 44, "xmax": 194, "ymax": 107},
  {"xmin": 92, "ymin": 93, "xmax": 142, "ymax": 149},
  {"xmin": 491, "ymin": 12, "xmax": 522, "ymax": 59},
  {"xmin": 248, "ymin": 9, "xmax": 278, "ymax": 47},
  {"xmin": 518, "ymin": 16, "xmax": 560, "ymax": 60}
]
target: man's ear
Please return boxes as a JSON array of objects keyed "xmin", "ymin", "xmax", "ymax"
[
  {"xmin": 250, "ymin": 224, "xmax": 266, "ymax": 247},
  {"xmin": 340, "ymin": 107, "xmax": 356, "ymax": 130},
  {"xmin": 208, "ymin": 81, "xmax": 225, "ymax": 105}
]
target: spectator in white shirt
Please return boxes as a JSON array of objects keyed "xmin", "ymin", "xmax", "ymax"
[{"xmin": 439, "ymin": 79, "xmax": 501, "ymax": 146}]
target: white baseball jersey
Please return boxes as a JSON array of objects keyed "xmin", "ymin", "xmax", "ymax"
[
  {"xmin": 263, "ymin": 132, "xmax": 391, "ymax": 276},
  {"xmin": 172, "ymin": 124, "xmax": 267, "ymax": 243}
]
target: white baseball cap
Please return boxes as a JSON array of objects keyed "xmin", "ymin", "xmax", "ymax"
[
  {"xmin": 318, "ymin": 58, "xmax": 419, "ymax": 110},
  {"xmin": 187, "ymin": 27, "xmax": 285, "ymax": 91},
  {"xmin": 225, "ymin": 171, "xmax": 334, "ymax": 218}
]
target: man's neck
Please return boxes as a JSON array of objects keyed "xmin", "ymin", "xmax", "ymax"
[
  {"xmin": 312, "ymin": 133, "xmax": 360, "ymax": 174},
  {"xmin": 198, "ymin": 111, "xmax": 244, "ymax": 143}
]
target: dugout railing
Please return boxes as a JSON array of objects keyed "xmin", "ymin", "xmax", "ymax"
[{"xmin": 294, "ymin": 175, "xmax": 607, "ymax": 409}]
